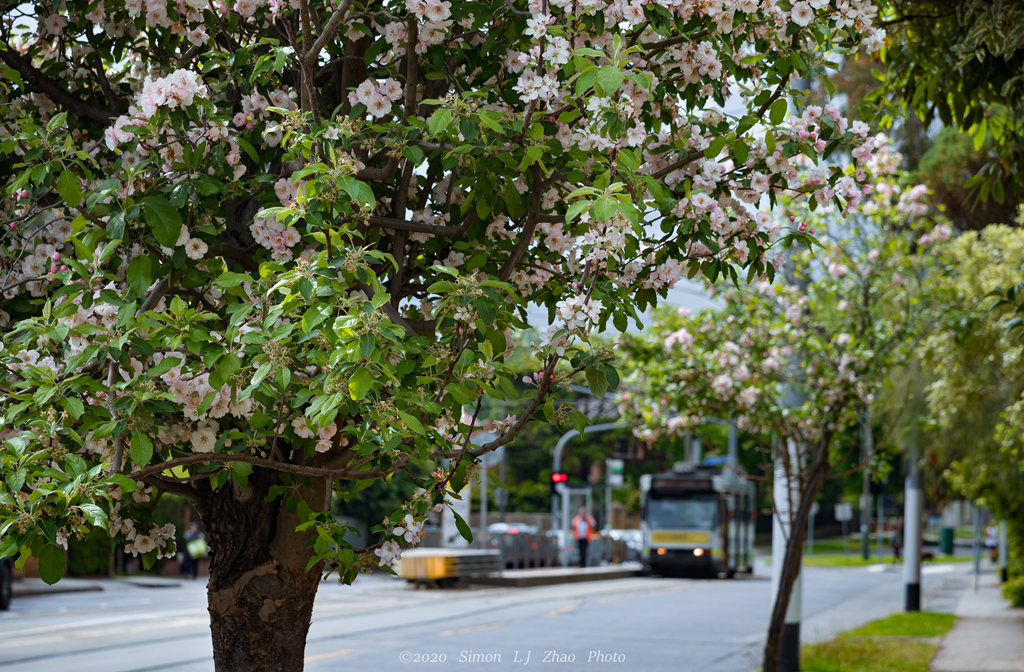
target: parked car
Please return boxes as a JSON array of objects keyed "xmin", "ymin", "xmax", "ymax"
[{"xmin": 1, "ymin": 556, "xmax": 13, "ymax": 610}]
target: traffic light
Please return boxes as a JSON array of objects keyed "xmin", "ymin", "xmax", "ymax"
[{"xmin": 550, "ymin": 472, "xmax": 568, "ymax": 496}]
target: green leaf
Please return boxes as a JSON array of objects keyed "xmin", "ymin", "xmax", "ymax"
[
  {"xmin": 769, "ymin": 98, "xmax": 788, "ymax": 125},
  {"xmin": 38, "ymin": 543, "xmax": 66, "ymax": 585},
  {"xmin": 144, "ymin": 196, "xmax": 183, "ymax": 247},
  {"xmin": 148, "ymin": 356, "xmax": 181, "ymax": 377},
  {"xmin": 126, "ymin": 255, "xmax": 154, "ymax": 298},
  {"xmin": 592, "ymin": 197, "xmax": 617, "ymax": 221},
  {"xmin": 359, "ymin": 332, "xmax": 375, "ymax": 359},
  {"xmin": 705, "ymin": 136, "xmax": 728, "ymax": 159},
  {"xmin": 397, "ymin": 410, "xmax": 425, "ymax": 435},
  {"xmin": 565, "ymin": 199, "xmax": 591, "ymax": 224},
  {"xmin": 524, "ymin": 145, "xmax": 544, "ymax": 166},
  {"xmin": 214, "ymin": 271, "xmax": 252, "ymax": 288},
  {"xmin": 448, "ymin": 382, "xmax": 476, "ymax": 405},
  {"xmin": 61, "ymin": 397, "xmax": 85, "ymax": 420},
  {"xmin": 47, "ymin": 111, "xmax": 68, "ymax": 131},
  {"xmin": 0, "ymin": 536, "xmax": 18, "ymax": 559},
  {"xmin": 428, "ymin": 108, "xmax": 452, "ymax": 135},
  {"xmin": 596, "ymin": 66, "xmax": 624, "ymax": 95},
  {"xmin": 231, "ymin": 461, "xmax": 253, "ymax": 488},
  {"xmin": 295, "ymin": 277, "xmax": 314, "ymax": 300},
  {"xmin": 732, "ymin": 139, "xmax": 750, "ymax": 164},
  {"xmin": 337, "ymin": 176, "xmax": 376, "ymax": 209},
  {"xmin": 130, "ymin": 432, "xmax": 154, "ymax": 468},
  {"xmin": 5, "ymin": 468, "xmax": 25, "ymax": 494},
  {"xmin": 216, "ymin": 353, "xmax": 241, "ymax": 384},
  {"xmin": 79, "ymin": 503, "xmax": 108, "ymax": 528},
  {"xmin": 396, "ymin": 144, "xmax": 422, "ymax": 169},
  {"xmin": 106, "ymin": 211, "xmax": 127, "ymax": 240},
  {"xmin": 452, "ymin": 509, "xmax": 474, "ymax": 543},
  {"xmin": 348, "ymin": 367, "xmax": 373, "ymax": 400},
  {"xmin": 57, "ymin": 170, "xmax": 82, "ymax": 207},
  {"xmin": 301, "ymin": 303, "xmax": 331, "ymax": 333},
  {"xmin": 477, "ymin": 109, "xmax": 504, "ymax": 133},
  {"xmin": 585, "ymin": 367, "xmax": 608, "ymax": 398}
]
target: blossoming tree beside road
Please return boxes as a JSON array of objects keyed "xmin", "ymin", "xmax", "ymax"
[
  {"xmin": 615, "ymin": 163, "xmax": 950, "ymax": 672},
  {"xmin": 2, "ymin": 0, "xmax": 881, "ymax": 669}
]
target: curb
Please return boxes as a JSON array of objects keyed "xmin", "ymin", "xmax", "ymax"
[
  {"xmin": 12, "ymin": 579, "xmax": 103, "ymax": 598},
  {"xmin": 467, "ymin": 566, "xmax": 643, "ymax": 587},
  {"xmin": 12, "ymin": 576, "xmax": 186, "ymax": 598}
]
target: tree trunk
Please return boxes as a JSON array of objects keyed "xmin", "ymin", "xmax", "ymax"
[
  {"xmin": 762, "ymin": 442, "xmax": 832, "ymax": 672},
  {"xmin": 196, "ymin": 469, "xmax": 327, "ymax": 672}
]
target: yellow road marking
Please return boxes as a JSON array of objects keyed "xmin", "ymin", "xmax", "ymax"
[
  {"xmin": 304, "ymin": 649, "xmax": 352, "ymax": 662},
  {"xmin": 439, "ymin": 622, "xmax": 503, "ymax": 637},
  {"xmin": 545, "ymin": 605, "xmax": 577, "ymax": 617}
]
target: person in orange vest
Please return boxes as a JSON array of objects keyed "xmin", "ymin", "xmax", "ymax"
[{"xmin": 572, "ymin": 507, "xmax": 597, "ymax": 568}]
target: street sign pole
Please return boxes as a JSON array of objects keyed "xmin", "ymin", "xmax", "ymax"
[
  {"xmin": 904, "ymin": 438, "xmax": 922, "ymax": 611},
  {"xmin": 861, "ymin": 410, "xmax": 873, "ymax": 560},
  {"xmin": 834, "ymin": 502, "xmax": 853, "ymax": 559}
]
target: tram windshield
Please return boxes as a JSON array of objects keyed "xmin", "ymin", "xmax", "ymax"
[{"xmin": 646, "ymin": 495, "xmax": 718, "ymax": 530}]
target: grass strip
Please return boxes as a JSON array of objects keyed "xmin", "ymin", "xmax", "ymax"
[
  {"xmin": 801, "ymin": 612, "xmax": 957, "ymax": 672},
  {"xmin": 802, "ymin": 554, "xmax": 972, "ymax": 568}
]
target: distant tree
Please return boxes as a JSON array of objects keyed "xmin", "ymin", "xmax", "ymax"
[
  {"xmin": 912, "ymin": 129, "xmax": 1020, "ymax": 231},
  {"xmin": 922, "ymin": 218, "xmax": 1024, "ymax": 567},
  {"xmin": 615, "ymin": 157, "xmax": 948, "ymax": 672},
  {"xmin": 876, "ymin": 0, "xmax": 1024, "ymax": 202}
]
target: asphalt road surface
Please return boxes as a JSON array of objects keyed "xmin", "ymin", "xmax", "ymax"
[{"xmin": 0, "ymin": 561, "xmax": 967, "ymax": 671}]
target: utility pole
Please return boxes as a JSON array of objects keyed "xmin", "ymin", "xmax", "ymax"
[
  {"xmin": 903, "ymin": 438, "xmax": 922, "ymax": 611},
  {"xmin": 999, "ymin": 522, "xmax": 1009, "ymax": 584},
  {"xmin": 860, "ymin": 409, "xmax": 873, "ymax": 560}
]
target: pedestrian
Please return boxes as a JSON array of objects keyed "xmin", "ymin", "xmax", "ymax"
[
  {"xmin": 181, "ymin": 522, "xmax": 207, "ymax": 579},
  {"xmin": 891, "ymin": 529, "xmax": 902, "ymax": 563},
  {"xmin": 985, "ymin": 522, "xmax": 998, "ymax": 563},
  {"xmin": 572, "ymin": 507, "xmax": 596, "ymax": 568}
]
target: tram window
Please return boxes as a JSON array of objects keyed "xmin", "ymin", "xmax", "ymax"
[{"xmin": 647, "ymin": 496, "xmax": 719, "ymax": 529}]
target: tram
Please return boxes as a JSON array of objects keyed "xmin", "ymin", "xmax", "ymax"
[{"xmin": 640, "ymin": 463, "xmax": 755, "ymax": 578}]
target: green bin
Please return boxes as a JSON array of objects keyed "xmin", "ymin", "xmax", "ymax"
[{"xmin": 939, "ymin": 527, "xmax": 954, "ymax": 556}]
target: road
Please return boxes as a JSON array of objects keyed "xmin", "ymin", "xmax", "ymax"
[{"xmin": 0, "ymin": 561, "xmax": 968, "ymax": 671}]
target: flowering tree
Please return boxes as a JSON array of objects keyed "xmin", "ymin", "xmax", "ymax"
[
  {"xmin": 1, "ymin": 0, "xmax": 883, "ymax": 668},
  {"xmin": 919, "ymin": 219, "xmax": 1024, "ymax": 575},
  {"xmin": 614, "ymin": 157, "xmax": 947, "ymax": 672}
]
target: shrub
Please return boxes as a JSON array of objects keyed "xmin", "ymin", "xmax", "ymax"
[{"xmin": 1002, "ymin": 577, "xmax": 1024, "ymax": 607}]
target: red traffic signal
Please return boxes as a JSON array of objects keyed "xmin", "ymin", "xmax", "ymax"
[{"xmin": 551, "ymin": 472, "xmax": 568, "ymax": 484}]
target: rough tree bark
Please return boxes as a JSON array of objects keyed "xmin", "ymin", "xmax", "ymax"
[
  {"xmin": 194, "ymin": 468, "xmax": 327, "ymax": 672},
  {"xmin": 761, "ymin": 440, "xmax": 833, "ymax": 672}
]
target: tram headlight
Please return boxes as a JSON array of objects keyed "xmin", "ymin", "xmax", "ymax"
[
  {"xmin": 693, "ymin": 548, "xmax": 705, "ymax": 557},
  {"xmin": 656, "ymin": 547, "xmax": 667, "ymax": 556}
]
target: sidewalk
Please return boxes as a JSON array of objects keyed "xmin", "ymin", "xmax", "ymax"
[
  {"xmin": 11, "ymin": 574, "xmax": 188, "ymax": 598},
  {"xmin": 932, "ymin": 566, "xmax": 1024, "ymax": 672}
]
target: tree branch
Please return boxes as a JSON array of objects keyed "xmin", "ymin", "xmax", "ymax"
[
  {"xmin": 369, "ymin": 210, "xmax": 477, "ymax": 237},
  {"xmin": 129, "ymin": 451, "xmax": 412, "ymax": 482},
  {"xmin": 0, "ymin": 42, "xmax": 117, "ymax": 123},
  {"xmin": 303, "ymin": 0, "xmax": 354, "ymax": 67},
  {"xmin": 499, "ymin": 165, "xmax": 543, "ymax": 280},
  {"xmin": 642, "ymin": 29, "xmax": 711, "ymax": 58},
  {"xmin": 404, "ymin": 13, "xmax": 419, "ymax": 120},
  {"xmin": 140, "ymin": 473, "xmax": 203, "ymax": 502},
  {"xmin": 649, "ymin": 149, "xmax": 704, "ymax": 180}
]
